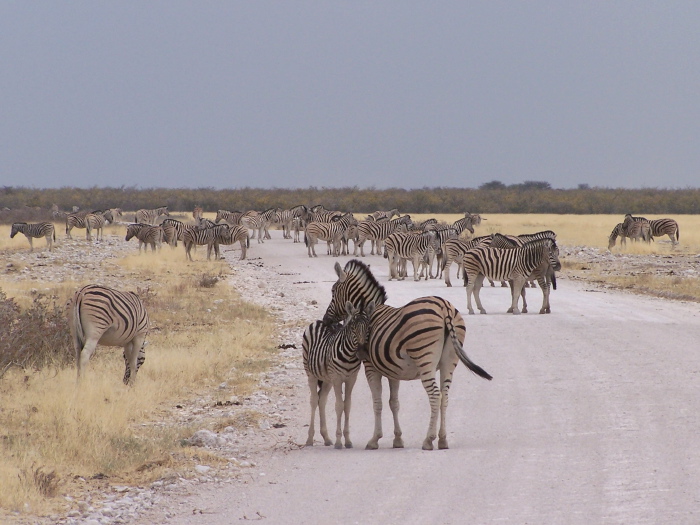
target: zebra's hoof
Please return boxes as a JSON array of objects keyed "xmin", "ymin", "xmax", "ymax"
[
  {"xmin": 345, "ymin": 442, "xmax": 353, "ymax": 449},
  {"xmin": 422, "ymin": 439, "xmax": 434, "ymax": 451},
  {"xmin": 393, "ymin": 438, "xmax": 404, "ymax": 448},
  {"xmin": 512, "ymin": 309, "xmax": 521, "ymax": 315},
  {"xmin": 334, "ymin": 442, "xmax": 343, "ymax": 450},
  {"xmin": 305, "ymin": 439, "xmax": 314, "ymax": 447},
  {"xmin": 438, "ymin": 438, "xmax": 449, "ymax": 449},
  {"xmin": 365, "ymin": 441, "xmax": 379, "ymax": 450}
]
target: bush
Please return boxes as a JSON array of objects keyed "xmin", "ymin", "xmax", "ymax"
[{"xmin": 0, "ymin": 289, "xmax": 73, "ymax": 379}]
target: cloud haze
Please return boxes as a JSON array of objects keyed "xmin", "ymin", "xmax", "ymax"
[{"xmin": 2, "ymin": 2, "xmax": 699, "ymax": 190}]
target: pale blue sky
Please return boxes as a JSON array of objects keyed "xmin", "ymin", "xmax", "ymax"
[{"xmin": 2, "ymin": 2, "xmax": 699, "ymax": 189}]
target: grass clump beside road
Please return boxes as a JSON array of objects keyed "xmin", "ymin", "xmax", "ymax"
[{"xmin": 0, "ymin": 243, "xmax": 275, "ymax": 516}]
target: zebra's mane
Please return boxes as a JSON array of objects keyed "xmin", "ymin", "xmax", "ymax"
[{"xmin": 343, "ymin": 259, "xmax": 388, "ymax": 306}]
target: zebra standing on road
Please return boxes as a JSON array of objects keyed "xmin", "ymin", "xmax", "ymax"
[
  {"xmin": 648, "ymin": 218, "xmax": 680, "ymax": 246},
  {"xmin": 215, "ymin": 224, "xmax": 249, "ymax": 260},
  {"xmin": 135, "ymin": 206, "xmax": 169, "ymax": 225},
  {"xmin": 125, "ymin": 224, "xmax": 164, "ymax": 253},
  {"xmin": 323, "ymin": 259, "xmax": 492, "ymax": 450},
  {"xmin": 462, "ymin": 238, "xmax": 561, "ymax": 315},
  {"xmin": 440, "ymin": 235, "xmax": 492, "ymax": 286},
  {"xmin": 242, "ymin": 208, "xmax": 280, "ymax": 243},
  {"xmin": 384, "ymin": 230, "xmax": 440, "ymax": 281},
  {"xmin": 305, "ymin": 212, "xmax": 357, "ymax": 257},
  {"xmin": 303, "ymin": 301, "xmax": 375, "ymax": 449},
  {"xmin": 68, "ymin": 284, "xmax": 149, "ymax": 385},
  {"xmin": 182, "ymin": 224, "xmax": 224, "ymax": 261},
  {"xmin": 355, "ymin": 215, "xmax": 412, "ymax": 256},
  {"xmin": 10, "ymin": 222, "xmax": 55, "ymax": 251},
  {"xmin": 215, "ymin": 209, "xmax": 246, "ymax": 226}
]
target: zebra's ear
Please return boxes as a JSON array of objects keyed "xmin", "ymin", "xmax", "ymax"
[
  {"xmin": 345, "ymin": 301, "xmax": 356, "ymax": 317},
  {"xmin": 364, "ymin": 302, "xmax": 375, "ymax": 318},
  {"xmin": 335, "ymin": 261, "xmax": 347, "ymax": 282}
]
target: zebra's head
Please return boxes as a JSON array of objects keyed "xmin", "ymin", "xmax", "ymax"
[
  {"xmin": 343, "ymin": 301, "xmax": 375, "ymax": 358},
  {"xmin": 10, "ymin": 223, "xmax": 25, "ymax": 238},
  {"xmin": 323, "ymin": 259, "xmax": 387, "ymax": 325},
  {"xmin": 608, "ymin": 223, "xmax": 622, "ymax": 250},
  {"xmin": 548, "ymin": 239, "xmax": 562, "ymax": 272}
]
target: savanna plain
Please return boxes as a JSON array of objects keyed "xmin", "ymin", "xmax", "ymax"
[{"xmin": 1, "ymin": 212, "xmax": 699, "ymax": 523}]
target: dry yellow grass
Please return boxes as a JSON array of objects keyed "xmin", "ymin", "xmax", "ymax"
[{"xmin": 0, "ymin": 232, "xmax": 276, "ymax": 516}]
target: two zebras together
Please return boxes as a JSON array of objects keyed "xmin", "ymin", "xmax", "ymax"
[
  {"xmin": 608, "ymin": 214, "xmax": 679, "ymax": 250},
  {"xmin": 303, "ymin": 259, "xmax": 492, "ymax": 451}
]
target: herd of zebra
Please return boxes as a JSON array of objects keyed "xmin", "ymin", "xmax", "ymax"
[{"xmin": 608, "ymin": 213, "xmax": 680, "ymax": 249}]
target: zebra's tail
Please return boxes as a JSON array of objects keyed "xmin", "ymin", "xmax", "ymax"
[
  {"xmin": 304, "ymin": 232, "xmax": 308, "ymax": 247},
  {"xmin": 246, "ymin": 235, "xmax": 250, "ymax": 248},
  {"xmin": 445, "ymin": 311, "xmax": 492, "ymax": 381},
  {"xmin": 677, "ymin": 225, "xmax": 680, "ymax": 241},
  {"xmin": 53, "ymin": 228, "xmax": 56, "ymax": 241},
  {"xmin": 69, "ymin": 295, "xmax": 86, "ymax": 358},
  {"xmin": 551, "ymin": 271, "xmax": 557, "ymax": 291}
]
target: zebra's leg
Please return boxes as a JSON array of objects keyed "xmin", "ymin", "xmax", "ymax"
[
  {"xmin": 538, "ymin": 276, "xmax": 550, "ymax": 314},
  {"xmin": 420, "ymin": 372, "xmax": 441, "ymax": 450},
  {"xmin": 388, "ymin": 378, "xmax": 404, "ymax": 448},
  {"xmin": 239, "ymin": 239, "xmax": 247, "ymax": 260},
  {"xmin": 27, "ymin": 235, "xmax": 34, "ymax": 252},
  {"xmin": 340, "ymin": 373, "xmax": 358, "ymax": 448},
  {"xmin": 465, "ymin": 273, "xmax": 476, "ymax": 315},
  {"xmin": 444, "ymin": 260, "xmax": 452, "ymax": 286},
  {"xmin": 412, "ymin": 255, "xmax": 421, "ymax": 281},
  {"xmin": 122, "ymin": 335, "xmax": 146, "ymax": 385},
  {"xmin": 472, "ymin": 274, "xmax": 487, "ymax": 314},
  {"xmin": 317, "ymin": 379, "xmax": 333, "ymax": 446},
  {"xmin": 364, "ymin": 366, "xmax": 384, "ymax": 450},
  {"xmin": 306, "ymin": 376, "xmax": 321, "ymax": 446},
  {"xmin": 76, "ymin": 335, "xmax": 101, "ymax": 382},
  {"xmin": 437, "ymin": 354, "xmax": 459, "ymax": 450},
  {"xmin": 509, "ymin": 277, "xmax": 526, "ymax": 315}
]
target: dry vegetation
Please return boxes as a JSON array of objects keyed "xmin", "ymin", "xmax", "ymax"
[
  {"xmin": 0, "ymin": 224, "xmax": 276, "ymax": 517},
  {"xmin": 0, "ymin": 212, "xmax": 698, "ymax": 518}
]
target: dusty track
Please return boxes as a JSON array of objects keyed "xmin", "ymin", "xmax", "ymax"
[{"xmin": 136, "ymin": 232, "xmax": 700, "ymax": 525}]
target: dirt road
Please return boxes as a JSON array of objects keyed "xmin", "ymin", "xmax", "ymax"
[{"xmin": 145, "ymin": 233, "xmax": 700, "ymax": 524}]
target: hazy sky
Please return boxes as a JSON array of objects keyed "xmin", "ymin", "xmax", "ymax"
[{"xmin": 2, "ymin": 2, "xmax": 699, "ymax": 190}]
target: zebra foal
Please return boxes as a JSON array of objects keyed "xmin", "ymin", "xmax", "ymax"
[
  {"xmin": 323, "ymin": 260, "xmax": 492, "ymax": 450},
  {"xmin": 303, "ymin": 301, "xmax": 374, "ymax": 448},
  {"xmin": 68, "ymin": 284, "xmax": 149, "ymax": 384},
  {"xmin": 10, "ymin": 222, "xmax": 55, "ymax": 251}
]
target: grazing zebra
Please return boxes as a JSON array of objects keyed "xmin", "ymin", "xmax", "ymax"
[
  {"xmin": 323, "ymin": 260, "xmax": 492, "ymax": 450},
  {"xmin": 242, "ymin": 208, "xmax": 279, "ymax": 243},
  {"xmin": 215, "ymin": 224, "xmax": 249, "ymax": 260},
  {"xmin": 648, "ymin": 218, "xmax": 680, "ymax": 246},
  {"xmin": 305, "ymin": 213, "xmax": 357, "ymax": 257},
  {"xmin": 135, "ymin": 206, "xmax": 169, "ymax": 225},
  {"xmin": 384, "ymin": 230, "xmax": 440, "ymax": 281},
  {"xmin": 182, "ymin": 224, "xmax": 223, "ymax": 261},
  {"xmin": 366, "ymin": 209, "xmax": 399, "ymax": 221},
  {"xmin": 10, "ymin": 222, "xmax": 55, "ymax": 251},
  {"xmin": 607, "ymin": 223, "xmax": 628, "ymax": 250},
  {"xmin": 125, "ymin": 223, "xmax": 163, "ymax": 253},
  {"xmin": 68, "ymin": 284, "xmax": 149, "ymax": 385},
  {"xmin": 441, "ymin": 235, "xmax": 492, "ymax": 286},
  {"xmin": 303, "ymin": 301, "xmax": 375, "ymax": 448},
  {"xmin": 462, "ymin": 238, "xmax": 561, "ymax": 315},
  {"xmin": 355, "ymin": 215, "xmax": 412, "ymax": 256}
]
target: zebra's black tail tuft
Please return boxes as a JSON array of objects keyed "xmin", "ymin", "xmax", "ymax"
[{"xmin": 551, "ymin": 272, "xmax": 557, "ymax": 291}]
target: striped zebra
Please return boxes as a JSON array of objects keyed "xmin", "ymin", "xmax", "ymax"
[
  {"xmin": 65, "ymin": 211, "xmax": 92, "ymax": 240},
  {"xmin": 622, "ymin": 214, "xmax": 652, "ymax": 242},
  {"xmin": 516, "ymin": 260, "xmax": 558, "ymax": 315},
  {"xmin": 414, "ymin": 218, "xmax": 438, "ymax": 231},
  {"xmin": 302, "ymin": 301, "xmax": 375, "ymax": 448},
  {"xmin": 193, "ymin": 205, "xmax": 203, "ymax": 222},
  {"xmin": 648, "ymin": 218, "xmax": 680, "ymax": 246},
  {"xmin": 462, "ymin": 238, "xmax": 561, "ymax": 315},
  {"xmin": 465, "ymin": 212, "xmax": 484, "ymax": 226},
  {"xmin": 607, "ymin": 223, "xmax": 628, "ymax": 250},
  {"xmin": 450, "ymin": 216, "xmax": 475, "ymax": 236},
  {"xmin": 278, "ymin": 205, "xmax": 308, "ymax": 239},
  {"xmin": 307, "ymin": 206, "xmax": 344, "ymax": 223},
  {"xmin": 135, "ymin": 206, "xmax": 169, "ymax": 225},
  {"xmin": 323, "ymin": 260, "xmax": 492, "ymax": 450},
  {"xmin": 215, "ymin": 209, "xmax": 246, "ymax": 226},
  {"xmin": 242, "ymin": 208, "xmax": 279, "ymax": 243},
  {"xmin": 305, "ymin": 212, "xmax": 357, "ymax": 257},
  {"xmin": 441, "ymin": 235, "xmax": 492, "ymax": 286},
  {"xmin": 182, "ymin": 224, "xmax": 226, "ymax": 261},
  {"xmin": 51, "ymin": 204, "xmax": 68, "ymax": 219},
  {"xmin": 10, "ymin": 222, "xmax": 55, "ymax": 251},
  {"xmin": 125, "ymin": 223, "xmax": 164, "ymax": 253},
  {"xmin": 366, "ymin": 208, "xmax": 399, "ymax": 221},
  {"xmin": 215, "ymin": 224, "xmax": 249, "ymax": 260},
  {"xmin": 68, "ymin": 284, "xmax": 149, "ymax": 385},
  {"xmin": 384, "ymin": 230, "xmax": 440, "ymax": 281},
  {"xmin": 355, "ymin": 215, "xmax": 412, "ymax": 256},
  {"xmin": 85, "ymin": 209, "xmax": 119, "ymax": 241},
  {"xmin": 292, "ymin": 216, "xmax": 305, "ymax": 243}
]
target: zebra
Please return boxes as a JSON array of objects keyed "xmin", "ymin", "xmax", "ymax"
[
  {"xmin": 515, "ymin": 260, "xmax": 558, "ymax": 315},
  {"xmin": 68, "ymin": 284, "xmax": 149, "ymax": 385},
  {"xmin": 355, "ymin": 215, "xmax": 412, "ymax": 256},
  {"xmin": 648, "ymin": 218, "xmax": 680, "ymax": 246},
  {"xmin": 125, "ymin": 223, "xmax": 164, "ymax": 253},
  {"xmin": 51, "ymin": 204, "xmax": 68, "ymax": 219},
  {"xmin": 292, "ymin": 216, "xmax": 305, "ymax": 243},
  {"xmin": 384, "ymin": 230, "xmax": 440, "ymax": 281},
  {"xmin": 278, "ymin": 205, "xmax": 308, "ymax": 239},
  {"xmin": 242, "ymin": 208, "xmax": 280, "ymax": 243},
  {"xmin": 465, "ymin": 212, "xmax": 484, "ymax": 226},
  {"xmin": 366, "ymin": 209, "xmax": 399, "ymax": 221},
  {"xmin": 607, "ymin": 223, "xmax": 628, "ymax": 250},
  {"xmin": 305, "ymin": 213, "xmax": 357, "ymax": 257},
  {"xmin": 65, "ymin": 211, "xmax": 93, "ymax": 239},
  {"xmin": 303, "ymin": 301, "xmax": 375, "ymax": 449},
  {"xmin": 441, "ymin": 235, "xmax": 492, "ymax": 286},
  {"xmin": 462, "ymin": 238, "xmax": 561, "ymax": 315},
  {"xmin": 193, "ymin": 205, "xmax": 203, "ymax": 222},
  {"xmin": 84, "ymin": 209, "xmax": 119, "ymax": 241},
  {"xmin": 215, "ymin": 224, "xmax": 250, "ymax": 260},
  {"xmin": 622, "ymin": 214, "xmax": 652, "ymax": 243},
  {"xmin": 413, "ymin": 218, "xmax": 439, "ymax": 231},
  {"xmin": 135, "ymin": 206, "xmax": 169, "ymax": 225},
  {"xmin": 182, "ymin": 224, "xmax": 224, "ymax": 261},
  {"xmin": 215, "ymin": 209, "xmax": 246, "ymax": 226},
  {"xmin": 323, "ymin": 259, "xmax": 492, "ymax": 450},
  {"xmin": 450, "ymin": 216, "xmax": 475, "ymax": 236},
  {"xmin": 306, "ymin": 206, "xmax": 344, "ymax": 223},
  {"xmin": 10, "ymin": 222, "xmax": 55, "ymax": 251}
]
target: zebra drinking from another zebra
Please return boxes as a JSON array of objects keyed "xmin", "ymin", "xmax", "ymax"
[
  {"xmin": 135, "ymin": 206, "xmax": 169, "ymax": 225},
  {"xmin": 462, "ymin": 238, "xmax": 561, "ymax": 315},
  {"xmin": 303, "ymin": 301, "xmax": 375, "ymax": 449},
  {"xmin": 323, "ymin": 259, "xmax": 492, "ymax": 450},
  {"xmin": 384, "ymin": 230, "xmax": 440, "ymax": 281},
  {"xmin": 68, "ymin": 284, "xmax": 150, "ymax": 385},
  {"xmin": 305, "ymin": 212, "xmax": 357, "ymax": 257},
  {"xmin": 10, "ymin": 222, "xmax": 55, "ymax": 251},
  {"xmin": 354, "ymin": 215, "xmax": 413, "ymax": 257}
]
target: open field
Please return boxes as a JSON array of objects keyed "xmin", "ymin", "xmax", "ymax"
[{"xmin": 0, "ymin": 212, "xmax": 698, "ymax": 521}]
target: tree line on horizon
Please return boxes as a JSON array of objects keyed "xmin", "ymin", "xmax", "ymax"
[{"xmin": 1, "ymin": 181, "xmax": 698, "ymax": 222}]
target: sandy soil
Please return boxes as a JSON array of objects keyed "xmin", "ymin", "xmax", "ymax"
[{"xmin": 133, "ymin": 232, "xmax": 700, "ymax": 525}]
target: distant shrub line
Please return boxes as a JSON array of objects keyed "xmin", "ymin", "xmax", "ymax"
[{"xmin": 1, "ymin": 185, "xmax": 699, "ymax": 220}]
